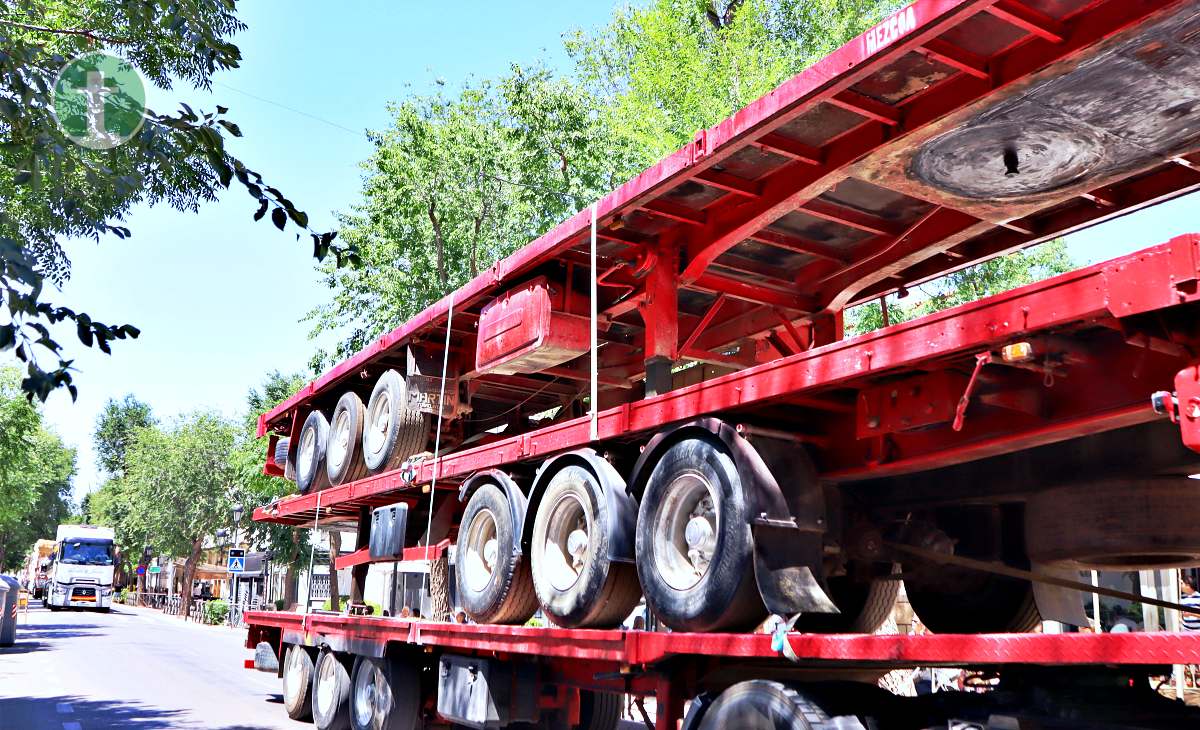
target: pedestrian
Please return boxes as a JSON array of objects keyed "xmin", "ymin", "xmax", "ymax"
[{"xmin": 1181, "ymin": 575, "xmax": 1200, "ymax": 632}]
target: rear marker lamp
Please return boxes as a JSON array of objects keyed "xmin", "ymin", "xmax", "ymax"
[{"xmin": 1001, "ymin": 342, "xmax": 1034, "ymax": 363}]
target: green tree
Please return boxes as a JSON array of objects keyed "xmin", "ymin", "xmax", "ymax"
[
  {"xmin": 566, "ymin": 0, "xmax": 895, "ymax": 166},
  {"xmin": 121, "ymin": 411, "xmax": 238, "ymax": 617},
  {"xmin": 0, "ymin": 365, "xmax": 75, "ymax": 569},
  {"xmin": 93, "ymin": 394, "xmax": 155, "ymax": 477},
  {"xmin": 0, "ymin": 0, "xmax": 348, "ymax": 401},
  {"xmin": 307, "ymin": 66, "xmax": 637, "ymax": 366}
]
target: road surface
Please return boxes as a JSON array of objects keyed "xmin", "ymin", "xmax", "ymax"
[{"xmin": 0, "ymin": 601, "xmax": 304, "ymax": 730}]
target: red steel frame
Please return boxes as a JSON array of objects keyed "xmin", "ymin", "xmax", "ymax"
[
  {"xmin": 244, "ymin": 0, "xmax": 1200, "ymax": 717},
  {"xmin": 256, "ymin": 233, "xmax": 1200, "ymax": 526}
]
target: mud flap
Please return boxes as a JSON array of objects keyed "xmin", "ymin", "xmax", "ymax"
[
  {"xmin": 753, "ymin": 520, "xmax": 840, "ymax": 616},
  {"xmin": 1031, "ymin": 562, "xmax": 1091, "ymax": 627}
]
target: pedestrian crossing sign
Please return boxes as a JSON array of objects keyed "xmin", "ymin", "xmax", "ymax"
[{"xmin": 227, "ymin": 548, "xmax": 246, "ymax": 574}]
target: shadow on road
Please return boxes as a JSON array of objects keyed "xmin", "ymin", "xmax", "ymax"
[
  {"xmin": 0, "ymin": 640, "xmax": 48, "ymax": 655},
  {"xmin": 0, "ymin": 695, "xmax": 284, "ymax": 730}
]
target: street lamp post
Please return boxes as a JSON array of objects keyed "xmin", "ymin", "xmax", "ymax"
[{"xmin": 230, "ymin": 504, "xmax": 243, "ymax": 609}]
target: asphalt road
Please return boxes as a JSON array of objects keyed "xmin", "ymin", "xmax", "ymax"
[{"xmin": 0, "ymin": 601, "xmax": 305, "ymax": 730}]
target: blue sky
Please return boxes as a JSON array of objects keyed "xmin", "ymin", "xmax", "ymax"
[{"xmin": 23, "ymin": 1, "xmax": 1200, "ymax": 501}]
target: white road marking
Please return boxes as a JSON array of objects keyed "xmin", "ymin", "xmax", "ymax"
[
  {"xmin": 56, "ymin": 703, "xmax": 74, "ymax": 714},
  {"xmin": 62, "ymin": 723, "xmax": 82, "ymax": 730}
]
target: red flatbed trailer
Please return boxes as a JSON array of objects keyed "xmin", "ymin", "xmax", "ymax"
[{"xmin": 244, "ymin": 1, "xmax": 1200, "ymax": 728}]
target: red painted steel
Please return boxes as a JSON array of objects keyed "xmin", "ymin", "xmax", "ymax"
[
  {"xmin": 332, "ymin": 539, "xmax": 450, "ymax": 571},
  {"xmin": 475, "ymin": 277, "xmax": 590, "ymax": 375},
  {"xmin": 245, "ymin": 610, "xmax": 1200, "ymax": 667}
]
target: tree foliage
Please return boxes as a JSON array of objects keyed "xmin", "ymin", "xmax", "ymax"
[
  {"xmin": 93, "ymin": 393, "xmax": 155, "ymax": 477},
  {"xmin": 845, "ymin": 240, "xmax": 1077, "ymax": 336},
  {"xmin": 307, "ymin": 66, "xmax": 640, "ymax": 367},
  {"xmin": 119, "ymin": 410, "xmax": 239, "ymax": 616},
  {"xmin": 310, "ymin": 0, "xmax": 895, "ymax": 363},
  {"xmin": 567, "ymin": 0, "xmax": 895, "ymax": 165},
  {"xmin": 0, "ymin": 0, "xmax": 349, "ymax": 401},
  {"xmin": 0, "ymin": 365, "xmax": 75, "ymax": 570}
]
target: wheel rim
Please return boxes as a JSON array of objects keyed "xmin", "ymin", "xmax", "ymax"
[
  {"xmin": 542, "ymin": 491, "xmax": 592, "ymax": 592},
  {"xmin": 286, "ymin": 647, "xmax": 305, "ymax": 698},
  {"xmin": 653, "ymin": 470, "xmax": 719, "ymax": 591},
  {"xmin": 328, "ymin": 410, "xmax": 352, "ymax": 472},
  {"xmin": 315, "ymin": 654, "xmax": 338, "ymax": 717},
  {"xmin": 365, "ymin": 391, "xmax": 391, "ymax": 460},
  {"xmin": 353, "ymin": 661, "xmax": 389, "ymax": 728},
  {"xmin": 463, "ymin": 508, "xmax": 500, "ymax": 593},
  {"xmin": 298, "ymin": 427, "xmax": 317, "ymax": 478}
]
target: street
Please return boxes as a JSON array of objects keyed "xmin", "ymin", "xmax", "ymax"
[{"xmin": 0, "ymin": 602, "xmax": 303, "ymax": 730}]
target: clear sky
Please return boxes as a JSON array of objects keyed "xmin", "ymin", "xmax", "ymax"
[{"xmin": 19, "ymin": 1, "xmax": 1200, "ymax": 502}]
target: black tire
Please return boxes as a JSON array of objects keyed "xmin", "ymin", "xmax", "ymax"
[
  {"xmin": 530, "ymin": 464, "xmax": 642, "ymax": 628},
  {"xmin": 296, "ymin": 410, "xmax": 332, "ymax": 495},
  {"xmin": 904, "ymin": 506, "xmax": 1040, "ymax": 633},
  {"xmin": 275, "ymin": 437, "xmax": 293, "ymax": 481},
  {"xmin": 350, "ymin": 655, "xmax": 421, "ymax": 730},
  {"xmin": 313, "ymin": 649, "xmax": 352, "ymax": 730},
  {"xmin": 792, "ymin": 570, "xmax": 899, "ymax": 634},
  {"xmin": 1027, "ymin": 478, "xmax": 1200, "ymax": 569},
  {"xmin": 283, "ymin": 644, "xmax": 315, "ymax": 721},
  {"xmin": 635, "ymin": 437, "xmax": 763, "ymax": 632},
  {"xmin": 696, "ymin": 681, "xmax": 847, "ymax": 730},
  {"xmin": 328, "ymin": 391, "xmax": 370, "ymax": 486},
  {"xmin": 363, "ymin": 370, "xmax": 429, "ymax": 474},
  {"xmin": 578, "ymin": 690, "xmax": 621, "ymax": 730},
  {"xmin": 456, "ymin": 484, "xmax": 538, "ymax": 625}
]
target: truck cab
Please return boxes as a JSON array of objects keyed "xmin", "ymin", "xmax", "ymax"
[{"xmin": 45, "ymin": 525, "xmax": 116, "ymax": 612}]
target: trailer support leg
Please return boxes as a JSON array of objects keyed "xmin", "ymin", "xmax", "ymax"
[
  {"xmin": 645, "ymin": 356, "xmax": 672, "ymax": 397},
  {"xmin": 350, "ymin": 506, "xmax": 370, "ymax": 606},
  {"xmin": 654, "ymin": 676, "xmax": 683, "ymax": 730}
]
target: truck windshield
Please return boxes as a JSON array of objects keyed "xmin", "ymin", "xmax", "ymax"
[{"xmin": 60, "ymin": 540, "xmax": 114, "ymax": 566}]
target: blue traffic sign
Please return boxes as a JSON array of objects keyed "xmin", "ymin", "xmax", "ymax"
[{"xmin": 227, "ymin": 548, "xmax": 246, "ymax": 574}]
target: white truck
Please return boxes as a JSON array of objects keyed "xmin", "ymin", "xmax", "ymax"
[{"xmin": 45, "ymin": 525, "xmax": 115, "ymax": 612}]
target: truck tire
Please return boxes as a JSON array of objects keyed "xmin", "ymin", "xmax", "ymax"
[
  {"xmin": 328, "ymin": 391, "xmax": 370, "ymax": 486},
  {"xmin": 578, "ymin": 690, "xmax": 621, "ymax": 730},
  {"xmin": 903, "ymin": 506, "xmax": 1040, "ymax": 633},
  {"xmin": 635, "ymin": 437, "xmax": 763, "ymax": 632},
  {"xmin": 297, "ymin": 410, "xmax": 332, "ymax": 495},
  {"xmin": 275, "ymin": 437, "xmax": 294, "ymax": 481},
  {"xmin": 530, "ymin": 465, "xmax": 641, "ymax": 628},
  {"xmin": 1026, "ymin": 478, "xmax": 1200, "ymax": 569},
  {"xmin": 283, "ymin": 644, "xmax": 315, "ymax": 721},
  {"xmin": 695, "ymin": 680, "xmax": 863, "ymax": 730},
  {"xmin": 350, "ymin": 655, "xmax": 421, "ymax": 730},
  {"xmin": 456, "ymin": 484, "xmax": 538, "ymax": 625},
  {"xmin": 792, "ymin": 571, "xmax": 899, "ymax": 634},
  {"xmin": 364, "ymin": 370, "xmax": 429, "ymax": 474},
  {"xmin": 313, "ymin": 649, "xmax": 352, "ymax": 730}
]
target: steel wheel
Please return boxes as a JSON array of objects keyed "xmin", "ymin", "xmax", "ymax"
[
  {"xmin": 328, "ymin": 409, "xmax": 353, "ymax": 474},
  {"xmin": 541, "ymin": 490, "xmax": 593, "ymax": 593},
  {"xmin": 352, "ymin": 659, "xmax": 392, "ymax": 730},
  {"xmin": 313, "ymin": 650, "xmax": 351, "ymax": 730},
  {"xmin": 298, "ymin": 428, "xmax": 318, "ymax": 480},
  {"xmin": 364, "ymin": 390, "xmax": 392, "ymax": 466},
  {"xmin": 462, "ymin": 508, "xmax": 500, "ymax": 594},
  {"xmin": 652, "ymin": 470, "xmax": 719, "ymax": 591}
]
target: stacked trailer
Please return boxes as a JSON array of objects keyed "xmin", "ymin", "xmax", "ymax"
[{"xmin": 245, "ymin": 0, "xmax": 1200, "ymax": 727}]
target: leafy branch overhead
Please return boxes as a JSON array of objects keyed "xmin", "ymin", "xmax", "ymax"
[{"xmin": 0, "ymin": 0, "xmax": 353, "ymax": 401}]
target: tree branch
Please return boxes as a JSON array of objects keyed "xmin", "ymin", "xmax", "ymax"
[{"xmin": 0, "ymin": 18, "xmax": 129, "ymax": 45}]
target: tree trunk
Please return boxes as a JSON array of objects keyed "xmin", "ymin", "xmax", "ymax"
[
  {"xmin": 428, "ymin": 198, "xmax": 446, "ymax": 288},
  {"xmin": 0, "ymin": 542, "xmax": 7, "ymax": 574},
  {"xmin": 429, "ymin": 554, "xmax": 451, "ymax": 621},
  {"xmin": 282, "ymin": 528, "xmax": 300, "ymax": 609},
  {"xmin": 328, "ymin": 530, "xmax": 341, "ymax": 612},
  {"xmin": 180, "ymin": 537, "xmax": 204, "ymax": 620}
]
